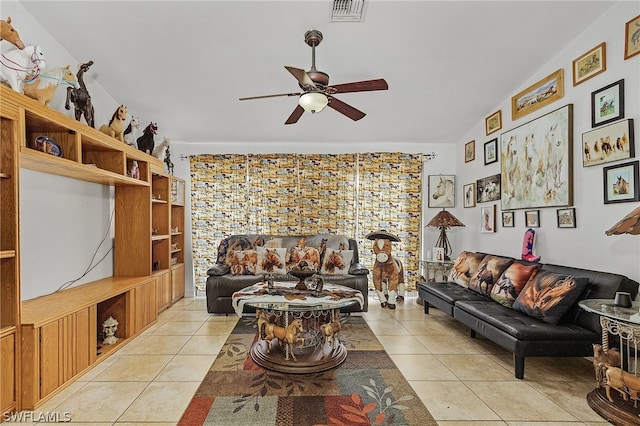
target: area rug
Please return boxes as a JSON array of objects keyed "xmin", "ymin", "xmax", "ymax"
[{"xmin": 179, "ymin": 315, "xmax": 437, "ymax": 425}]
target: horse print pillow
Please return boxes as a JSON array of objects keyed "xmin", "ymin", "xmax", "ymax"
[
  {"xmin": 512, "ymin": 271, "xmax": 588, "ymax": 324},
  {"xmin": 449, "ymin": 251, "xmax": 486, "ymax": 287},
  {"xmin": 226, "ymin": 249, "xmax": 257, "ymax": 275},
  {"xmin": 490, "ymin": 262, "xmax": 539, "ymax": 307},
  {"xmin": 320, "ymin": 249, "xmax": 353, "ymax": 275},
  {"xmin": 467, "ymin": 255, "xmax": 513, "ymax": 297},
  {"xmin": 255, "ymin": 247, "xmax": 287, "ymax": 275}
]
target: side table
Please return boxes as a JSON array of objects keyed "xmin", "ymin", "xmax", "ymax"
[{"xmin": 417, "ymin": 260, "xmax": 454, "ymax": 303}]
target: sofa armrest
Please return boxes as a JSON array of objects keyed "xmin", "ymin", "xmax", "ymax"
[
  {"xmin": 207, "ymin": 264, "xmax": 230, "ymax": 276},
  {"xmin": 349, "ymin": 263, "xmax": 369, "ymax": 275}
]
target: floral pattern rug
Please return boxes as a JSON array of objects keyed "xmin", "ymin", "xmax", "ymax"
[{"xmin": 178, "ymin": 316, "xmax": 437, "ymax": 425}]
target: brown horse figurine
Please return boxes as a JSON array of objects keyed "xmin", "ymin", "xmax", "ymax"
[
  {"xmin": 99, "ymin": 105, "xmax": 128, "ymax": 142},
  {"xmin": 65, "ymin": 61, "xmax": 95, "ymax": 128},
  {"xmin": 1, "ymin": 17, "xmax": 25, "ymax": 50},
  {"xmin": 263, "ymin": 319, "xmax": 304, "ymax": 361}
]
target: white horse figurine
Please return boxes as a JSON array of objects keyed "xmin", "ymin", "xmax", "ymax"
[
  {"xmin": 123, "ymin": 115, "xmax": 140, "ymax": 147},
  {"xmin": 23, "ymin": 65, "xmax": 79, "ymax": 105},
  {"xmin": 0, "ymin": 45, "xmax": 46, "ymax": 93},
  {"xmin": 152, "ymin": 137, "xmax": 170, "ymax": 160}
]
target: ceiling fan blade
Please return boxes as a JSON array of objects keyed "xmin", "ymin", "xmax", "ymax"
[
  {"xmin": 329, "ymin": 79, "xmax": 389, "ymax": 94},
  {"xmin": 284, "ymin": 66, "xmax": 317, "ymax": 89},
  {"xmin": 327, "ymin": 96, "xmax": 366, "ymax": 121},
  {"xmin": 239, "ymin": 92, "xmax": 300, "ymax": 101},
  {"xmin": 285, "ymin": 105, "xmax": 305, "ymax": 125}
]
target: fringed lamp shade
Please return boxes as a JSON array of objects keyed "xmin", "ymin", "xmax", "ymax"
[
  {"xmin": 426, "ymin": 209, "xmax": 465, "ymax": 260},
  {"xmin": 605, "ymin": 205, "xmax": 640, "ymax": 235}
]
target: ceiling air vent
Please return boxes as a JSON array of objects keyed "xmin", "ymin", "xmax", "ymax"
[{"xmin": 331, "ymin": 0, "xmax": 367, "ymax": 22}]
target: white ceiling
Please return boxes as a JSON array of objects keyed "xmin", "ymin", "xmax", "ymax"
[{"xmin": 20, "ymin": 1, "xmax": 615, "ymax": 144}]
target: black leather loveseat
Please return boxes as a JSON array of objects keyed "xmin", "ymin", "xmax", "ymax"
[
  {"xmin": 206, "ymin": 234, "xmax": 369, "ymax": 314},
  {"xmin": 418, "ymin": 251, "xmax": 639, "ymax": 379}
]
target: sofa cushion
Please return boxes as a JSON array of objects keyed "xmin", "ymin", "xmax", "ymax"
[
  {"xmin": 227, "ymin": 249, "xmax": 257, "ymax": 275},
  {"xmin": 449, "ymin": 251, "xmax": 486, "ymax": 287},
  {"xmin": 512, "ymin": 271, "xmax": 589, "ymax": 324},
  {"xmin": 320, "ymin": 249, "xmax": 353, "ymax": 275},
  {"xmin": 255, "ymin": 247, "xmax": 287, "ymax": 275},
  {"xmin": 287, "ymin": 246, "xmax": 321, "ymax": 271},
  {"xmin": 468, "ymin": 255, "xmax": 514, "ymax": 296},
  {"xmin": 491, "ymin": 262, "xmax": 540, "ymax": 307}
]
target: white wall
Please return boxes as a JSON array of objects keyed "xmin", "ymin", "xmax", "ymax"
[
  {"xmin": 7, "ymin": 2, "xmax": 121, "ymax": 300},
  {"xmin": 452, "ymin": 2, "xmax": 640, "ymax": 283},
  {"xmin": 170, "ymin": 141, "xmax": 455, "ymax": 296}
]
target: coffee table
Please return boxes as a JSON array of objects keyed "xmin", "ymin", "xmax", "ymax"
[{"xmin": 232, "ymin": 281, "xmax": 364, "ymax": 373}]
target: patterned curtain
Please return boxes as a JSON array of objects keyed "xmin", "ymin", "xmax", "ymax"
[
  {"xmin": 190, "ymin": 153, "xmax": 422, "ymax": 292},
  {"xmin": 357, "ymin": 153, "xmax": 423, "ymax": 290}
]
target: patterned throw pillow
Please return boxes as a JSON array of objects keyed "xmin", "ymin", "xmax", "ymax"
[
  {"xmin": 255, "ymin": 247, "xmax": 287, "ymax": 275},
  {"xmin": 320, "ymin": 249, "xmax": 353, "ymax": 275},
  {"xmin": 227, "ymin": 249, "xmax": 257, "ymax": 275},
  {"xmin": 512, "ymin": 271, "xmax": 589, "ymax": 324},
  {"xmin": 490, "ymin": 262, "xmax": 540, "ymax": 307},
  {"xmin": 449, "ymin": 251, "xmax": 486, "ymax": 287},
  {"xmin": 467, "ymin": 255, "xmax": 514, "ymax": 296},
  {"xmin": 287, "ymin": 246, "xmax": 321, "ymax": 271}
]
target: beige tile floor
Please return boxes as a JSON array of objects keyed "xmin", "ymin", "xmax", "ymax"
[{"xmin": 15, "ymin": 294, "xmax": 610, "ymax": 425}]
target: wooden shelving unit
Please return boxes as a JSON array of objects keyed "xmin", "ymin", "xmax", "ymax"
[
  {"xmin": 0, "ymin": 86, "xmax": 184, "ymax": 413},
  {"xmin": 170, "ymin": 177, "xmax": 186, "ymax": 302}
]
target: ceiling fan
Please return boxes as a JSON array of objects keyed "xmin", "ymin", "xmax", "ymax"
[{"xmin": 239, "ymin": 29, "xmax": 388, "ymax": 125}]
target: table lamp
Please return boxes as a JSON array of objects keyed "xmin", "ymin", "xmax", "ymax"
[
  {"xmin": 605, "ymin": 205, "xmax": 640, "ymax": 235},
  {"xmin": 426, "ymin": 209, "xmax": 465, "ymax": 260}
]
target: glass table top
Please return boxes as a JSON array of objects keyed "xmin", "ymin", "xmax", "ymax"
[{"xmin": 579, "ymin": 299, "xmax": 640, "ymax": 325}]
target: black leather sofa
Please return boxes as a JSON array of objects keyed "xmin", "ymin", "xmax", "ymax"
[
  {"xmin": 206, "ymin": 234, "xmax": 369, "ymax": 314},
  {"xmin": 418, "ymin": 253, "xmax": 639, "ymax": 379}
]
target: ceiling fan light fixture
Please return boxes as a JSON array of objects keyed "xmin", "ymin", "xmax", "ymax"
[{"xmin": 298, "ymin": 92, "xmax": 328, "ymax": 114}]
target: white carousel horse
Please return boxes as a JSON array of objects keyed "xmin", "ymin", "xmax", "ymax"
[
  {"xmin": 0, "ymin": 45, "xmax": 46, "ymax": 93},
  {"xmin": 23, "ymin": 65, "xmax": 79, "ymax": 105},
  {"xmin": 152, "ymin": 136, "xmax": 170, "ymax": 159}
]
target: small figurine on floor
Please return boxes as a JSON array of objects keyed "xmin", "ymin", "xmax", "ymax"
[
  {"xmin": 521, "ymin": 228, "xmax": 540, "ymax": 262},
  {"xmin": 369, "ymin": 233, "xmax": 405, "ymax": 309}
]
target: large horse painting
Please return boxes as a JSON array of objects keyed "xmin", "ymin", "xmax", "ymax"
[
  {"xmin": 500, "ymin": 104, "xmax": 573, "ymax": 210},
  {"xmin": 428, "ymin": 175, "xmax": 455, "ymax": 208}
]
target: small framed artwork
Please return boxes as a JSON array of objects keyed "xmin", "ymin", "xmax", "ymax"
[
  {"xmin": 432, "ymin": 247, "xmax": 445, "ymax": 262},
  {"xmin": 572, "ymin": 42, "xmax": 606, "ymax": 86},
  {"xmin": 512, "ymin": 69, "xmax": 564, "ymax": 120},
  {"xmin": 502, "ymin": 211, "xmax": 514, "ymax": 228},
  {"xmin": 484, "ymin": 138, "xmax": 498, "ymax": 165},
  {"xmin": 625, "ymin": 15, "xmax": 640, "ymax": 60},
  {"xmin": 557, "ymin": 207, "xmax": 576, "ymax": 228},
  {"xmin": 525, "ymin": 210, "xmax": 540, "ymax": 228},
  {"xmin": 465, "ymin": 140, "xmax": 475, "ymax": 163},
  {"xmin": 485, "ymin": 110, "xmax": 502, "ymax": 135},
  {"xmin": 476, "ymin": 174, "xmax": 501, "ymax": 203},
  {"xmin": 428, "ymin": 175, "xmax": 456, "ymax": 208},
  {"xmin": 582, "ymin": 118, "xmax": 635, "ymax": 167},
  {"xmin": 463, "ymin": 182, "xmax": 476, "ymax": 208},
  {"xmin": 480, "ymin": 205, "xmax": 496, "ymax": 233},
  {"xmin": 591, "ymin": 79, "xmax": 624, "ymax": 127},
  {"xmin": 603, "ymin": 161, "xmax": 639, "ymax": 204}
]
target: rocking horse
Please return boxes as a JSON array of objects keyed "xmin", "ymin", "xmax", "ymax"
[
  {"xmin": 137, "ymin": 122, "xmax": 158, "ymax": 155},
  {"xmin": 99, "ymin": 105, "xmax": 128, "ymax": 142},
  {"xmin": 23, "ymin": 65, "xmax": 79, "ymax": 106},
  {"xmin": 0, "ymin": 45, "xmax": 46, "ymax": 93},
  {"xmin": 65, "ymin": 61, "xmax": 95, "ymax": 128},
  {"xmin": 1, "ymin": 17, "xmax": 25, "ymax": 50}
]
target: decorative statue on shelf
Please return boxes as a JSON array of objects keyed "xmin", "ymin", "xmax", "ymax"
[
  {"xmin": 102, "ymin": 316, "xmax": 118, "ymax": 345},
  {"xmin": 137, "ymin": 121, "xmax": 158, "ymax": 155},
  {"xmin": 164, "ymin": 143, "xmax": 174, "ymax": 175},
  {"xmin": 366, "ymin": 230, "xmax": 405, "ymax": 309},
  {"xmin": 23, "ymin": 65, "xmax": 79, "ymax": 106},
  {"xmin": 99, "ymin": 105, "xmax": 128, "ymax": 142},
  {"xmin": 0, "ymin": 45, "xmax": 46, "ymax": 93},
  {"xmin": 1, "ymin": 17, "xmax": 25, "ymax": 50},
  {"xmin": 152, "ymin": 136, "xmax": 170, "ymax": 159},
  {"xmin": 123, "ymin": 115, "xmax": 140, "ymax": 147},
  {"xmin": 65, "ymin": 61, "xmax": 95, "ymax": 128}
]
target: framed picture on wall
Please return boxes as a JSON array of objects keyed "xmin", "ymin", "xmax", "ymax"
[
  {"xmin": 591, "ymin": 79, "xmax": 624, "ymax": 127},
  {"xmin": 485, "ymin": 110, "xmax": 502, "ymax": 135},
  {"xmin": 625, "ymin": 15, "xmax": 640, "ymax": 60},
  {"xmin": 572, "ymin": 42, "xmax": 606, "ymax": 86},
  {"xmin": 582, "ymin": 118, "xmax": 635, "ymax": 167},
  {"xmin": 484, "ymin": 139, "xmax": 498, "ymax": 165},
  {"xmin": 603, "ymin": 161, "xmax": 639, "ymax": 204},
  {"xmin": 502, "ymin": 211, "xmax": 514, "ymax": 228},
  {"xmin": 557, "ymin": 207, "xmax": 576, "ymax": 228},
  {"xmin": 463, "ymin": 182, "xmax": 476, "ymax": 208},
  {"xmin": 511, "ymin": 69, "xmax": 564, "ymax": 120},
  {"xmin": 427, "ymin": 175, "xmax": 456, "ymax": 208},
  {"xmin": 476, "ymin": 174, "xmax": 501, "ymax": 203},
  {"xmin": 465, "ymin": 140, "xmax": 475, "ymax": 163},
  {"xmin": 525, "ymin": 210, "xmax": 540, "ymax": 228},
  {"xmin": 480, "ymin": 205, "xmax": 496, "ymax": 233}
]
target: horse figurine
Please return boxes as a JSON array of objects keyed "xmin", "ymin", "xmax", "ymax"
[
  {"xmin": 137, "ymin": 122, "xmax": 158, "ymax": 155},
  {"xmin": 152, "ymin": 136, "xmax": 170, "ymax": 159},
  {"xmin": 263, "ymin": 319, "xmax": 305, "ymax": 362},
  {"xmin": 0, "ymin": 45, "xmax": 46, "ymax": 93},
  {"xmin": 65, "ymin": 61, "xmax": 95, "ymax": 128},
  {"xmin": 23, "ymin": 65, "xmax": 79, "ymax": 106},
  {"xmin": 99, "ymin": 105, "xmax": 128, "ymax": 142},
  {"xmin": 123, "ymin": 115, "xmax": 140, "ymax": 147},
  {"xmin": 1, "ymin": 17, "xmax": 25, "ymax": 50},
  {"xmin": 164, "ymin": 143, "xmax": 174, "ymax": 175}
]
